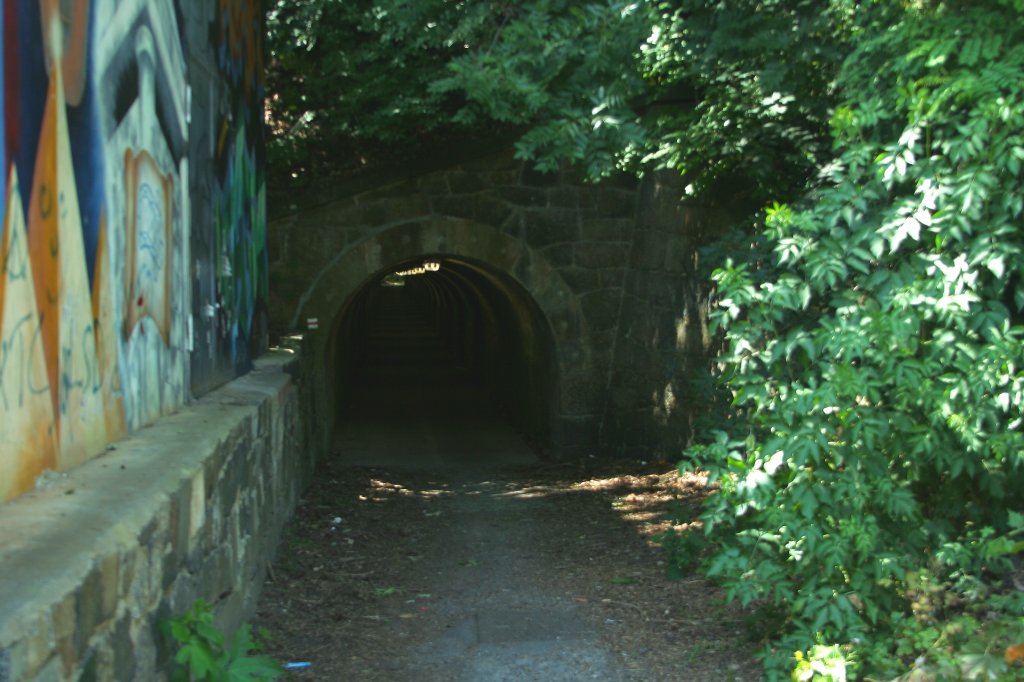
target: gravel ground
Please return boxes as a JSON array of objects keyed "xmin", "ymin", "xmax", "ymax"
[{"xmin": 253, "ymin": 457, "xmax": 763, "ymax": 681}]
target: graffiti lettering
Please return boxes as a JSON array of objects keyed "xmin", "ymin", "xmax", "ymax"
[
  {"xmin": 1, "ymin": 226, "xmax": 29, "ymax": 282},
  {"xmin": 56, "ymin": 322, "xmax": 102, "ymax": 415},
  {"xmin": 38, "ymin": 183, "xmax": 53, "ymax": 220},
  {"xmin": 135, "ymin": 181, "xmax": 166, "ymax": 292},
  {"xmin": 0, "ymin": 314, "xmax": 50, "ymax": 411}
]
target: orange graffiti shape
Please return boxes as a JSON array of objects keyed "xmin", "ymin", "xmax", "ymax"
[
  {"xmin": 27, "ymin": 68, "xmax": 64, "ymax": 426},
  {"xmin": 91, "ymin": 210, "xmax": 126, "ymax": 440},
  {"xmin": 39, "ymin": 0, "xmax": 92, "ymax": 106},
  {"xmin": 220, "ymin": 0, "xmax": 264, "ymax": 95},
  {"xmin": 27, "ymin": 22, "xmax": 108, "ymax": 470}
]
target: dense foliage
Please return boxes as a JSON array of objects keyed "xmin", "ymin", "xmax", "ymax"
[
  {"xmin": 265, "ymin": 0, "xmax": 495, "ymax": 179},
  {"xmin": 265, "ymin": 0, "xmax": 841, "ymax": 201},
  {"xmin": 434, "ymin": 0, "xmax": 846, "ymax": 202},
  {"xmin": 690, "ymin": 2, "xmax": 1024, "ymax": 678},
  {"xmin": 266, "ymin": 0, "xmax": 1024, "ymax": 678}
]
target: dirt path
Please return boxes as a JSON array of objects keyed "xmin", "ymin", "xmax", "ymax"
[{"xmin": 253, "ymin": 384, "xmax": 759, "ymax": 680}]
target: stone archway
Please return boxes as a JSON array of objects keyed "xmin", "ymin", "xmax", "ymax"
[{"xmin": 295, "ymin": 217, "xmax": 595, "ymax": 456}]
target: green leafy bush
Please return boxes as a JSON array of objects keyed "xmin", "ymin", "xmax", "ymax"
[
  {"xmin": 685, "ymin": 2, "xmax": 1024, "ymax": 679},
  {"xmin": 792, "ymin": 644, "xmax": 847, "ymax": 682},
  {"xmin": 162, "ymin": 599, "xmax": 283, "ymax": 682}
]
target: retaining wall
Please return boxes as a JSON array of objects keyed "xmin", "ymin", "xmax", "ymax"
[{"xmin": 0, "ymin": 346, "xmax": 326, "ymax": 681}]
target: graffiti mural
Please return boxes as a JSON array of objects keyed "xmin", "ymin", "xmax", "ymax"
[
  {"xmin": 190, "ymin": 0, "xmax": 267, "ymax": 391},
  {"xmin": 0, "ymin": 0, "xmax": 266, "ymax": 503},
  {"xmin": 212, "ymin": 123, "xmax": 267, "ymax": 374},
  {"xmin": 216, "ymin": 0, "xmax": 266, "ymax": 376}
]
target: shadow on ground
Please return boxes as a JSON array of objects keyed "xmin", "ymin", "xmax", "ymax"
[{"xmin": 254, "ymin": 436, "xmax": 761, "ymax": 681}]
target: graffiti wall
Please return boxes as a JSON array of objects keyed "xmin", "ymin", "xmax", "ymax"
[
  {"xmin": 189, "ymin": 0, "xmax": 268, "ymax": 394},
  {"xmin": 0, "ymin": 0, "xmax": 267, "ymax": 502}
]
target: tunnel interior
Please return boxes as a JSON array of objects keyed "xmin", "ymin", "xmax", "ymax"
[{"xmin": 327, "ymin": 256, "xmax": 559, "ymax": 459}]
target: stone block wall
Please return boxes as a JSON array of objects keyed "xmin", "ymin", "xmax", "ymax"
[
  {"xmin": 269, "ymin": 153, "xmax": 740, "ymax": 460},
  {"xmin": 269, "ymin": 152, "xmax": 640, "ymax": 457},
  {"xmin": 0, "ymin": 347, "xmax": 326, "ymax": 682},
  {"xmin": 599, "ymin": 172, "xmax": 737, "ymax": 458}
]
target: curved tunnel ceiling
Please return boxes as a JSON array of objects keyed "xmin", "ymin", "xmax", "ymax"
[{"xmin": 328, "ymin": 255, "xmax": 559, "ymax": 458}]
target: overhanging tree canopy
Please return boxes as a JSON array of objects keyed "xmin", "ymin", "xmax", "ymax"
[{"xmin": 265, "ymin": 0, "xmax": 843, "ymax": 202}]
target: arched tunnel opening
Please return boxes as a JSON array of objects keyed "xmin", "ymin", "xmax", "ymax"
[{"xmin": 326, "ymin": 255, "xmax": 560, "ymax": 465}]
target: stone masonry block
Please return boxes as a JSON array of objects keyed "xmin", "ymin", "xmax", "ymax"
[
  {"xmin": 640, "ymin": 271, "xmax": 685, "ymax": 308},
  {"xmin": 189, "ymin": 470, "xmax": 207, "ymax": 547},
  {"xmin": 580, "ymin": 218, "xmax": 633, "ymax": 242},
  {"xmin": 540, "ymin": 243, "xmax": 574, "ymax": 268},
  {"xmin": 560, "ymin": 377, "xmax": 605, "ymax": 415},
  {"xmin": 168, "ymin": 483, "xmax": 192, "ymax": 572},
  {"xmin": 580, "ymin": 290, "xmax": 623, "ymax": 331},
  {"xmin": 119, "ymin": 549, "xmax": 137, "ymax": 603},
  {"xmin": 432, "ymin": 195, "xmax": 514, "ymax": 228},
  {"xmin": 447, "ymin": 170, "xmax": 488, "ymax": 194},
  {"xmin": 416, "ymin": 173, "xmax": 450, "ymax": 195},
  {"xmin": 665, "ymin": 238, "xmax": 698, "ymax": 273},
  {"xmin": 546, "ymin": 187, "xmax": 580, "ymax": 209},
  {"xmin": 561, "ymin": 268, "xmax": 602, "ymax": 294},
  {"xmin": 630, "ymin": 230, "xmax": 668, "ymax": 270},
  {"xmin": 166, "ymin": 575, "xmax": 199, "ymax": 626},
  {"xmin": 575, "ymin": 242, "xmax": 631, "ymax": 270},
  {"xmin": 52, "ymin": 592, "xmax": 78, "ymax": 677},
  {"xmin": 354, "ymin": 179, "xmax": 417, "ymax": 205},
  {"xmin": 28, "ymin": 657, "xmax": 61, "ymax": 682},
  {"xmin": 596, "ymin": 188, "xmax": 637, "ymax": 219},
  {"xmin": 198, "ymin": 544, "xmax": 233, "ymax": 598},
  {"xmin": 478, "ymin": 169, "xmax": 521, "ymax": 186},
  {"xmin": 238, "ymin": 496, "xmax": 254, "ymax": 549},
  {"xmin": 557, "ymin": 415, "xmax": 601, "ymax": 453},
  {"xmin": 78, "ymin": 563, "xmax": 111, "ymax": 641},
  {"xmin": 19, "ymin": 612, "xmax": 51, "ymax": 681},
  {"xmin": 497, "ymin": 186, "xmax": 546, "ymax": 207},
  {"xmin": 600, "ymin": 268, "xmax": 626, "ymax": 288},
  {"xmin": 97, "ymin": 555, "xmax": 120, "ymax": 626},
  {"xmin": 75, "ymin": 645, "xmax": 99, "ymax": 682},
  {"xmin": 524, "ymin": 209, "xmax": 577, "ymax": 247}
]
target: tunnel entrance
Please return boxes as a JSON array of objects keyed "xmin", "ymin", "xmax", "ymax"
[{"xmin": 329, "ymin": 255, "xmax": 559, "ymax": 467}]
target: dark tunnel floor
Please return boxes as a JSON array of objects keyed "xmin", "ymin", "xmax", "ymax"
[{"xmin": 334, "ymin": 375, "xmax": 540, "ymax": 470}]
